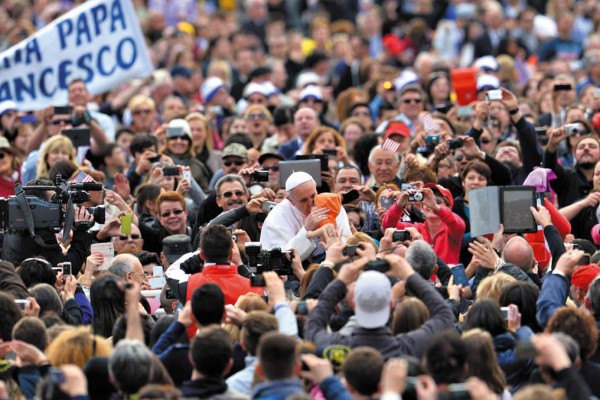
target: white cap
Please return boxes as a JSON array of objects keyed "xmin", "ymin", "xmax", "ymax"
[
  {"xmin": 243, "ymin": 82, "xmax": 269, "ymax": 99},
  {"xmin": 167, "ymin": 119, "xmax": 192, "ymax": 139},
  {"xmin": 476, "ymin": 74, "xmax": 500, "ymax": 92},
  {"xmin": 299, "ymin": 85, "xmax": 323, "ymax": 102},
  {"xmin": 354, "ymin": 271, "xmax": 392, "ymax": 329},
  {"xmin": 201, "ymin": 77, "xmax": 226, "ymax": 103},
  {"xmin": 0, "ymin": 100, "xmax": 16, "ymax": 116},
  {"xmin": 474, "ymin": 56, "xmax": 499, "ymax": 72},
  {"xmin": 394, "ymin": 70, "xmax": 419, "ymax": 94},
  {"xmin": 296, "ymin": 72, "xmax": 321, "ymax": 89},
  {"xmin": 285, "ymin": 171, "xmax": 315, "ymax": 191}
]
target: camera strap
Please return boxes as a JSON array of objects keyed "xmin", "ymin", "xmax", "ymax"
[{"xmin": 14, "ymin": 184, "xmax": 61, "ymax": 250}]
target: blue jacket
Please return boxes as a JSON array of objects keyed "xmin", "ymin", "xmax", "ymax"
[
  {"xmin": 278, "ymin": 139, "xmax": 302, "ymax": 160},
  {"xmin": 251, "ymin": 378, "xmax": 303, "ymax": 400},
  {"xmin": 536, "ymin": 273, "xmax": 569, "ymax": 329},
  {"xmin": 494, "ymin": 327, "xmax": 535, "ymax": 393},
  {"xmin": 319, "ymin": 376, "xmax": 353, "ymax": 400}
]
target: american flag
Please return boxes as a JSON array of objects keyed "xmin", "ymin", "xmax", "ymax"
[
  {"xmin": 421, "ymin": 113, "xmax": 440, "ymax": 133},
  {"xmin": 382, "ymin": 138, "xmax": 400, "ymax": 153},
  {"xmin": 70, "ymin": 171, "xmax": 95, "ymax": 184}
]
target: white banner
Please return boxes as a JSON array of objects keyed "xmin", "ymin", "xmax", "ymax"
[{"xmin": 0, "ymin": 0, "xmax": 153, "ymax": 110}]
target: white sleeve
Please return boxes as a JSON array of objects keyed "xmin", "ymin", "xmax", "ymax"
[
  {"xmin": 165, "ymin": 251, "xmax": 199, "ymax": 283},
  {"xmin": 336, "ymin": 207, "xmax": 353, "ymax": 242},
  {"xmin": 260, "ymin": 214, "xmax": 315, "ymax": 261}
]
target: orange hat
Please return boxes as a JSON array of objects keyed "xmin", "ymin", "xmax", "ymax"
[{"xmin": 314, "ymin": 193, "xmax": 342, "ymax": 229}]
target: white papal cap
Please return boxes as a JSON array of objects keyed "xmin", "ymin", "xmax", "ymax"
[{"xmin": 285, "ymin": 171, "xmax": 315, "ymax": 192}]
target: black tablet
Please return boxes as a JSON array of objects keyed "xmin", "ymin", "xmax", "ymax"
[{"xmin": 500, "ymin": 186, "xmax": 537, "ymax": 234}]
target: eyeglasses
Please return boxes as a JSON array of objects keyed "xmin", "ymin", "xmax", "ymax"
[
  {"xmin": 455, "ymin": 156, "xmax": 464, "ymax": 162},
  {"xmin": 133, "ymin": 271, "xmax": 148, "ymax": 279},
  {"xmin": 480, "ymin": 138, "xmax": 492, "ymax": 144},
  {"xmin": 160, "ymin": 209, "xmax": 185, "ymax": 218},
  {"xmin": 351, "ymin": 111, "xmax": 371, "ymax": 117},
  {"xmin": 246, "ymin": 113, "xmax": 267, "ymax": 121},
  {"xmin": 51, "ymin": 119, "xmax": 73, "ymax": 125},
  {"xmin": 220, "ymin": 190, "xmax": 246, "ymax": 198},
  {"xmin": 133, "ymin": 109, "xmax": 152, "ymax": 115},
  {"xmin": 223, "ymin": 159, "xmax": 245, "ymax": 167},
  {"xmin": 167, "ymin": 136, "xmax": 188, "ymax": 141},
  {"xmin": 118, "ymin": 234, "xmax": 141, "ymax": 241},
  {"xmin": 403, "ymin": 98, "xmax": 422, "ymax": 104},
  {"xmin": 265, "ymin": 165, "xmax": 279, "ymax": 172}
]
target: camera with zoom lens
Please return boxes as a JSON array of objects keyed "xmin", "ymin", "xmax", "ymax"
[
  {"xmin": 245, "ymin": 242, "xmax": 294, "ymax": 276},
  {"xmin": 0, "ymin": 175, "xmax": 105, "ymax": 235},
  {"xmin": 408, "ymin": 191, "xmax": 424, "ymax": 202},
  {"xmin": 564, "ymin": 123, "xmax": 581, "ymax": 137}
]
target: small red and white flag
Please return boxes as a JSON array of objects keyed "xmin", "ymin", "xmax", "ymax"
[
  {"xmin": 70, "ymin": 171, "xmax": 95, "ymax": 184},
  {"xmin": 421, "ymin": 113, "xmax": 440, "ymax": 133},
  {"xmin": 382, "ymin": 138, "xmax": 400, "ymax": 153}
]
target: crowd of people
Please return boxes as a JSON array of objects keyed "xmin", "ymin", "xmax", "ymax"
[{"xmin": 1, "ymin": 0, "xmax": 600, "ymax": 399}]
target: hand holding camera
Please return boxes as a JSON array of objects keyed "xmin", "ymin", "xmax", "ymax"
[
  {"xmin": 246, "ymin": 197, "xmax": 268, "ymax": 215},
  {"xmin": 300, "ymin": 353, "xmax": 335, "ymax": 384},
  {"xmin": 545, "ymin": 127, "xmax": 566, "ymax": 153}
]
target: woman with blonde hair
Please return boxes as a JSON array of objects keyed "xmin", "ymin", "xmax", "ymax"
[
  {"xmin": 476, "ymin": 273, "xmax": 517, "ymax": 303},
  {"xmin": 301, "ymin": 127, "xmax": 350, "ymax": 165},
  {"xmin": 242, "ymin": 104, "xmax": 273, "ymax": 149},
  {"xmin": 46, "ymin": 326, "xmax": 112, "ymax": 368},
  {"xmin": 224, "ymin": 293, "xmax": 268, "ymax": 341},
  {"xmin": 35, "ymin": 135, "xmax": 77, "ymax": 179},
  {"xmin": 186, "ymin": 112, "xmax": 222, "ymax": 175},
  {"xmin": 127, "ymin": 95, "xmax": 158, "ymax": 135},
  {"xmin": 462, "ymin": 328, "xmax": 508, "ymax": 397}
]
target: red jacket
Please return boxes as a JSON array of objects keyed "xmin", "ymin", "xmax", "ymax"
[
  {"xmin": 382, "ymin": 204, "xmax": 466, "ymax": 265},
  {"xmin": 185, "ymin": 264, "xmax": 263, "ymax": 337}
]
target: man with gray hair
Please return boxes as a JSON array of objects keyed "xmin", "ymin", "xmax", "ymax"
[
  {"xmin": 109, "ymin": 340, "xmax": 158, "ymax": 396},
  {"xmin": 109, "ymin": 254, "xmax": 150, "ymax": 290},
  {"xmin": 406, "ymin": 240, "xmax": 438, "ymax": 280},
  {"xmin": 367, "ymin": 145, "xmax": 401, "ymax": 190}
]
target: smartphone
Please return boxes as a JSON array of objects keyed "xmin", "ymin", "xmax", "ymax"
[
  {"xmin": 296, "ymin": 301, "xmax": 309, "ymax": 315},
  {"xmin": 500, "ymin": 306, "xmax": 510, "ymax": 320},
  {"xmin": 148, "ymin": 155, "xmax": 161, "ymax": 163},
  {"xmin": 379, "ymin": 195, "xmax": 394, "ymax": 210},
  {"xmin": 341, "ymin": 189, "xmax": 360, "ymax": 204},
  {"xmin": 51, "ymin": 267, "xmax": 63, "ymax": 275},
  {"xmin": 165, "ymin": 289, "xmax": 176, "ymax": 299},
  {"xmin": 450, "ymin": 264, "xmax": 469, "ymax": 286},
  {"xmin": 250, "ymin": 275, "xmax": 266, "ymax": 287},
  {"xmin": 364, "ymin": 259, "xmax": 391, "ymax": 273},
  {"xmin": 261, "ymin": 201, "xmax": 277, "ymax": 212},
  {"xmin": 342, "ymin": 244, "xmax": 360, "ymax": 257},
  {"xmin": 15, "ymin": 299, "xmax": 30, "ymax": 311},
  {"xmin": 456, "ymin": 106, "xmax": 474, "ymax": 119},
  {"xmin": 323, "ymin": 149, "xmax": 337, "ymax": 157},
  {"xmin": 162, "ymin": 166, "xmax": 180, "ymax": 176},
  {"xmin": 62, "ymin": 128, "xmax": 90, "ymax": 147},
  {"xmin": 120, "ymin": 214, "xmax": 132, "ymax": 235},
  {"xmin": 554, "ymin": 84, "xmax": 572, "ymax": 92},
  {"xmin": 59, "ymin": 262, "xmax": 72, "ymax": 276},
  {"xmin": 54, "ymin": 106, "xmax": 73, "ymax": 115},
  {"xmin": 182, "ymin": 170, "xmax": 192, "ymax": 184}
]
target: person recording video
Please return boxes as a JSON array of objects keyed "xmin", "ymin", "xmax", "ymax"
[{"xmin": 2, "ymin": 178, "xmax": 95, "ymax": 274}]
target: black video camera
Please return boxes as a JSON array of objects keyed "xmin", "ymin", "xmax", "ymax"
[
  {"xmin": 245, "ymin": 242, "xmax": 293, "ymax": 276},
  {"xmin": 0, "ymin": 175, "xmax": 104, "ymax": 243}
]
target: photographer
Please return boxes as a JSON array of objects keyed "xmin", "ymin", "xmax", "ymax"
[{"xmin": 2, "ymin": 180, "xmax": 95, "ymax": 274}]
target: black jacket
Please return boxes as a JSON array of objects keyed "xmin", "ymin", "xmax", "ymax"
[
  {"xmin": 208, "ymin": 206, "xmax": 261, "ymax": 241},
  {"xmin": 543, "ymin": 149, "xmax": 593, "ymax": 208},
  {"xmin": 304, "ymin": 274, "xmax": 454, "ymax": 360}
]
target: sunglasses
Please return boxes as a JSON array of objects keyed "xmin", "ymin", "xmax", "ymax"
[
  {"xmin": 220, "ymin": 190, "xmax": 246, "ymax": 198},
  {"xmin": 160, "ymin": 209, "xmax": 185, "ymax": 218},
  {"xmin": 480, "ymin": 138, "xmax": 492, "ymax": 144},
  {"xmin": 168, "ymin": 136, "xmax": 188, "ymax": 141},
  {"xmin": 403, "ymin": 98, "xmax": 422, "ymax": 104},
  {"xmin": 51, "ymin": 119, "xmax": 73, "ymax": 125},
  {"xmin": 455, "ymin": 156, "xmax": 464, "ymax": 162},
  {"xmin": 246, "ymin": 113, "xmax": 267, "ymax": 121},
  {"xmin": 133, "ymin": 109, "xmax": 152, "ymax": 115},
  {"xmin": 223, "ymin": 159, "xmax": 245, "ymax": 167},
  {"xmin": 118, "ymin": 234, "xmax": 141, "ymax": 240},
  {"xmin": 265, "ymin": 165, "xmax": 279, "ymax": 172}
]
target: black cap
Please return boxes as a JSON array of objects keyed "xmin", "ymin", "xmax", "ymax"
[
  {"xmin": 249, "ymin": 66, "xmax": 273, "ymax": 81},
  {"xmin": 162, "ymin": 235, "xmax": 193, "ymax": 264},
  {"xmin": 305, "ymin": 51, "xmax": 329, "ymax": 69},
  {"xmin": 272, "ymin": 106, "xmax": 294, "ymax": 127},
  {"xmin": 258, "ymin": 152, "xmax": 285, "ymax": 164}
]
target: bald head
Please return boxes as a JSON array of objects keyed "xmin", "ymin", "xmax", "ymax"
[
  {"xmin": 502, "ymin": 236, "xmax": 534, "ymax": 273},
  {"xmin": 108, "ymin": 254, "xmax": 144, "ymax": 279}
]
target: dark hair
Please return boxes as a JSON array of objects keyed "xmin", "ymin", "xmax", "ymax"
[
  {"xmin": 130, "ymin": 134, "xmax": 158, "ymax": 156},
  {"xmin": 461, "ymin": 160, "xmax": 491, "ymax": 182},
  {"xmin": 225, "ymin": 132, "xmax": 253, "ymax": 149},
  {"xmin": 546, "ymin": 307, "xmax": 598, "ymax": 360},
  {"xmin": 190, "ymin": 326, "xmax": 233, "ymax": 378},
  {"xmin": 115, "ymin": 128, "xmax": 135, "ymax": 141},
  {"xmin": 257, "ymin": 332, "xmax": 298, "ymax": 380},
  {"xmin": 425, "ymin": 331, "xmax": 468, "ymax": 385},
  {"xmin": 241, "ymin": 311, "xmax": 279, "ymax": 356},
  {"xmin": 18, "ymin": 257, "xmax": 56, "ymax": 288},
  {"xmin": 465, "ymin": 299, "xmax": 507, "ymax": 337},
  {"xmin": 102, "ymin": 143, "xmax": 120, "ymax": 159},
  {"xmin": 353, "ymin": 133, "xmax": 379, "ymax": 176},
  {"xmin": 0, "ymin": 291, "xmax": 22, "ymax": 341},
  {"xmin": 191, "ymin": 283, "xmax": 225, "ymax": 327},
  {"xmin": 499, "ymin": 281, "xmax": 541, "ymax": 332},
  {"xmin": 135, "ymin": 184, "xmax": 163, "ymax": 216},
  {"xmin": 200, "ymin": 224, "xmax": 232, "ymax": 263},
  {"xmin": 112, "ymin": 314, "xmax": 154, "ymax": 346},
  {"xmin": 12, "ymin": 317, "xmax": 48, "ymax": 351},
  {"xmin": 90, "ymin": 273, "xmax": 125, "ymax": 338},
  {"xmin": 149, "ymin": 316, "xmax": 187, "ymax": 347},
  {"xmin": 588, "ymin": 276, "xmax": 600, "ymax": 320},
  {"xmin": 343, "ymin": 347, "xmax": 384, "ymax": 396},
  {"xmin": 134, "ymin": 251, "xmax": 162, "ymax": 268},
  {"xmin": 48, "ymin": 160, "xmax": 78, "ymax": 182},
  {"xmin": 29, "ymin": 283, "xmax": 63, "ymax": 317}
]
